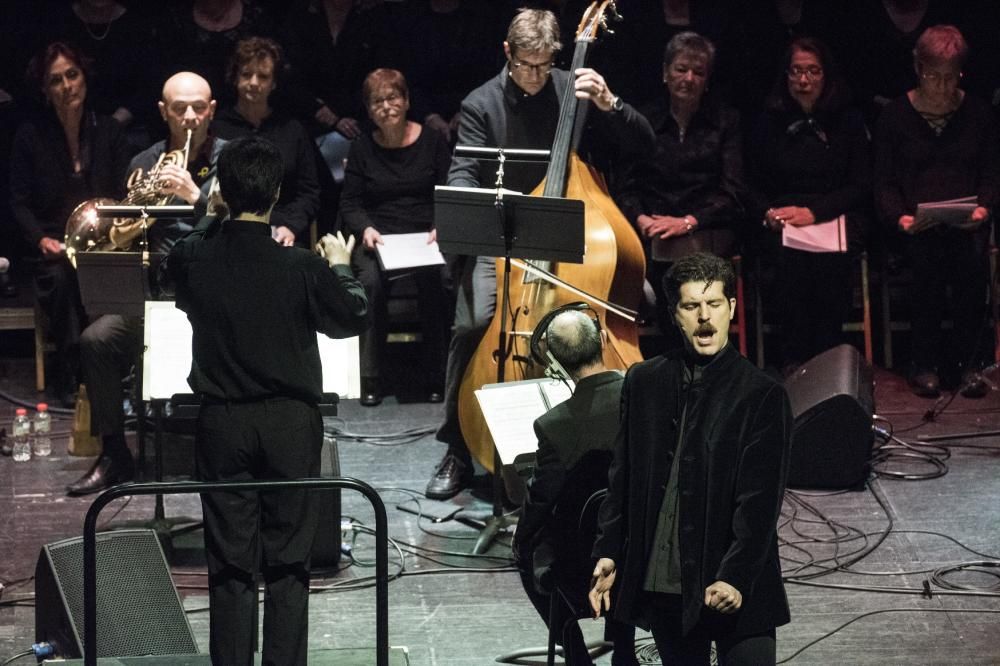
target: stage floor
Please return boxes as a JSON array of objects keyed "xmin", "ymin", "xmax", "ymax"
[{"xmin": 2, "ymin": 353, "xmax": 999, "ymax": 665}]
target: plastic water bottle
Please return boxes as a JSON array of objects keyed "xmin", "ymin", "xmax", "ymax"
[
  {"xmin": 11, "ymin": 408, "xmax": 31, "ymax": 462},
  {"xmin": 32, "ymin": 403, "xmax": 52, "ymax": 457}
]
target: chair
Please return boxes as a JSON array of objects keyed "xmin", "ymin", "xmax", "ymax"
[
  {"xmin": 0, "ymin": 279, "xmax": 48, "ymax": 392},
  {"xmin": 540, "ymin": 450, "xmax": 615, "ymax": 666},
  {"xmin": 752, "ymin": 251, "xmax": 873, "ymax": 369}
]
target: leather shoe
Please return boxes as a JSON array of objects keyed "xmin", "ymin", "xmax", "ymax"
[
  {"xmin": 425, "ymin": 453, "xmax": 472, "ymax": 500},
  {"xmin": 908, "ymin": 369, "xmax": 940, "ymax": 398},
  {"xmin": 960, "ymin": 369, "xmax": 989, "ymax": 399},
  {"xmin": 66, "ymin": 455, "xmax": 135, "ymax": 496},
  {"xmin": 360, "ymin": 377, "xmax": 382, "ymax": 407}
]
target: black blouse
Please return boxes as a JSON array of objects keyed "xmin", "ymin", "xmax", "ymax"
[
  {"xmin": 339, "ymin": 126, "xmax": 451, "ymax": 237},
  {"xmin": 614, "ymin": 94, "xmax": 746, "ymax": 231}
]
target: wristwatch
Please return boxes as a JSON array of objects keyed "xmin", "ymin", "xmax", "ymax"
[{"xmin": 609, "ymin": 95, "xmax": 625, "ymax": 113}]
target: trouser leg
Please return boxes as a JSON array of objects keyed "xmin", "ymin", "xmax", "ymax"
[
  {"xmin": 716, "ymin": 629, "xmax": 776, "ymax": 666},
  {"xmin": 261, "ymin": 564, "xmax": 311, "ymax": 666},
  {"xmin": 353, "ymin": 248, "xmax": 388, "ymax": 379},
  {"xmin": 645, "ymin": 593, "xmax": 711, "ymax": 665},
  {"xmin": 79, "ymin": 314, "xmax": 140, "ymax": 437}
]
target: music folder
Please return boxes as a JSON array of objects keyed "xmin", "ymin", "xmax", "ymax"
[{"xmin": 434, "ymin": 185, "xmax": 585, "ymax": 261}]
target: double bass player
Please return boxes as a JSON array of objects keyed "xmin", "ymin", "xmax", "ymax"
[{"xmin": 426, "ymin": 7, "xmax": 654, "ymax": 500}]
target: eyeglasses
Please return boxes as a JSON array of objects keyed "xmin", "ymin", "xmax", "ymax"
[
  {"xmin": 787, "ymin": 66, "xmax": 824, "ymax": 79},
  {"xmin": 510, "ymin": 59, "xmax": 554, "ymax": 76},
  {"xmin": 369, "ymin": 92, "xmax": 403, "ymax": 108},
  {"xmin": 920, "ymin": 71, "xmax": 962, "ymax": 84}
]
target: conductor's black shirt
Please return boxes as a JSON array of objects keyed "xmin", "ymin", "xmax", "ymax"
[{"xmin": 167, "ymin": 218, "xmax": 370, "ymax": 404}]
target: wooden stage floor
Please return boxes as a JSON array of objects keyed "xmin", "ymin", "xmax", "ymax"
[{"xmin": 2, "ymin": 353, "xmax": 999, "ymax": 665}]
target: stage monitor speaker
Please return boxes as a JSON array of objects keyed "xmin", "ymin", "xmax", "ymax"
[
  {"xmin": 34, "ymin": 529, "xmax": 198, "ymax": 659},
  {"xmin": 784, "ymin": 344, "xmax": 874, "ymax": 490},
  {"xmin": 312, "ymin": 435, "xmax": 342, "ymax": 568}
]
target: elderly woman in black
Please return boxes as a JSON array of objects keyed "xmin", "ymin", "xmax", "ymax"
[
  {"xmin": 339, "ymin": 68, "xmax": 451, "ymax": 406},
  {"xmin": 874, "ymin": 25, "xmax": 999, "ymax": 398},
  {"xmin": 614, "ymin": 31, "xmax": 745, "ymax": 341},
  {"xmin": 9, "ymin": 42, "xmax": 130, "ymax": 405},
  {"xmin": 747, "ymin": 36, "xmax": 871, "ymax": 374}
]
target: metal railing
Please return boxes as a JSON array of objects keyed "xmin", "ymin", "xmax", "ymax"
[{"xmin": 82, "ymin": 477, "xmax": 389, "ymax": 666}]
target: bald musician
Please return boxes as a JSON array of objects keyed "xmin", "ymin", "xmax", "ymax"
[{"xmin": 67, "ymin": 72, "xmax": 224, "ymax": 495}]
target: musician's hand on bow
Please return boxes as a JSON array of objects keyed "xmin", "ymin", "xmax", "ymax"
[
  {"xmin": 38, "ymin": 236, "xmax": 65, "ymax": 258},
  {"xmin": 317, "ymin": 231, "xmax": 355, "ymax": 267},
  {"xmin": 272, "ymin": 225, "xmax": 295, "ymax": 246},
  {"xmin": 362, "ymin": 226, "xmax": 384, "ymax": 250},
  {"xmin": 574, "ymin": 68, "xmax": 616, "ymax": 112},
  {"xmin": 157, "ymin": 163, "xmax": 200, "ymax": 204}
]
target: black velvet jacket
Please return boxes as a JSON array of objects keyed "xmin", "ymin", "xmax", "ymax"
[{"xmin": 593, "ymin": 344, "xmax": 792, "ymax": 637}]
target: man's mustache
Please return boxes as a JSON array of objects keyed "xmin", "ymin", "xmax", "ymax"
[{"xmin": 695, "ymin": 324, "xmax": 716, "ymax": 336}]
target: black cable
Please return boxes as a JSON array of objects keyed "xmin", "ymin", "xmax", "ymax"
[
  {"xmin": 0, "ymin": 388, "xmax": 74, "ymax": 415},
  {"xmin": 777, "ymin": 607, "xmax": 1000, "ymax": 664},
  {"xmin": 1, "ymin": 649, "xmax": 34, "ymax": 665}
]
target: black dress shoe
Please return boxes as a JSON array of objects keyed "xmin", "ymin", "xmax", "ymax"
[
  {"xmin": 960, "ymin": 369, "xmax": 989, "ymax": 399},
  {"xmin": 360, "ymin": 377, "xmax": 382, "ymax": 407},
  {"xmin": 66, "ymin": 455, "xmax": 135, "ymax": 496},
  {"xmin": 425, "ymin": 453, "xmax": 471, "ymax": 500},
  {"xmin": 908, "ymin": 369, "xmax": 940, "ymax": 398}
]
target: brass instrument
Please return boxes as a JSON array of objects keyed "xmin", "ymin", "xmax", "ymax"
[{"xmin": 65, "ymin": 129, "xmax": 194, "ymax": 267}]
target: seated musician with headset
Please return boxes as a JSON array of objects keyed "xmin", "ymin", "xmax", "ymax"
[
  {"xmin": 513, "ymin": 304, "xmax": 637, "ymax": 666},
  {"xmin": 426, "ymin": 7, "xmax": 654, "ymax": 500},
  {"xmin": 67, "ymin": 71, "xmax": 225, "ymax": 495}
]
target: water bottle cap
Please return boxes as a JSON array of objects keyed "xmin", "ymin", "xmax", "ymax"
[
  {"xmin": 15, "ymin": 408, "xmax": 27, "ymax": 415},
  {"xmin": 37, "ymin": 403, "xmax": 48, "ymax": 411}
]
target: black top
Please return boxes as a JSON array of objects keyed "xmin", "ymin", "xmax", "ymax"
[
  {"xmin": 874, "ymin": 93, "xmax": 1000, "ymax": 227},
  {"xmin": 747, "ymin": 104, "xmax": 871, "ymax": 247},
  {"xmin": 127, "ymin": 137, "xmax": 225, "ymax": 254},
  {"xmin": 280, "ymin": 0, "xmax": 395, "ymax": 131},
  {"xmin": 614, "ymin": 93, "xmax": 746, "ymax": 232},
  {"xmin": 9, "ymin": 110, "xmax": 131, "ymax": 248},
  {"xmin": 212, "ymin": 107, "xmax": 321, "ymax": 237},
  {"xmin": 167, "ymin": 218, "xmax": 370, "ymax": 404},
  {"xmin": 340, "ymin": 126, "xmax": 451, "ymax": 236},
  {"xmin": 448, "ymin": 67, "xmax": 655, "ymax": 194}
]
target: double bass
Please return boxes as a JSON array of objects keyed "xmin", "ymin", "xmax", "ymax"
[{"xmin": 457, "ymin": 1, "xmax": 645, "ymax": 472}]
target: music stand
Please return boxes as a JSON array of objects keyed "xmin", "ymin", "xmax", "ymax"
[
  {"xmin": 78, "ymin": 204, "xmax": 195, "ymax": 537},
  {"xmin": 434, "ymin": 149, "xmax": 585, "ymax": 554}
]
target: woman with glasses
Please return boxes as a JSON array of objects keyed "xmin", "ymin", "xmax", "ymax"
[
  {"xmin": 339, "ymin": 68, "xmax": 451, "ymax": 407},
  {"xmin": 874, "ymin": 25, "xmax": 999, "ymax": 398},
  {"xmin": 614, "ymin": 31, "xmax": 745, "ymax": 346},
  {"xmin": 212, "ymin": 36, "xmax": 320, "ymax": 247},
  {"xmin": 746, "ymin": 36, "xmax": 871, "ymax": 375}
]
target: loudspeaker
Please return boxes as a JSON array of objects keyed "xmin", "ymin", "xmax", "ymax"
[
  {"xmin": 784, "ymin": 344, "xmax": 875, "ymax": 489},
  {"xmin": 34, "ymin": 529, "xmax": 198, "ymax": 659},
  {"xmin": 311, "ymin": 436, "xmax": 342, "ymax": 568}
]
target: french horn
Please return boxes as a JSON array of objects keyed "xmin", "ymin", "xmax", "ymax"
[{"xmin": 65, "ymin": 129, "xmax": 193, "ymax": 267}]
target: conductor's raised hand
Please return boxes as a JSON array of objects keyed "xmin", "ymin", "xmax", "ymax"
[
  {"xmin": 589, "ymin": 557, "xmax": 617, "ymax": 617},
  {"xmin": 316, "ymin": 231, "xmax": 355, "ymax": 267}
]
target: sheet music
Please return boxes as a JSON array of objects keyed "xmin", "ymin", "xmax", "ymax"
[
  {"xmin": 474, "ymin": 378, "xmax": 575, "ymax": 465},
  {"xmin": 375, "ymin": 232, "xmax": 445, "ymax": 271},
  {"xmin": 782, "ymin": 215, "xmax": 847, "ymax": 253},
  {"xmin": 142, "ymin": 301, "xmax": 361, "ymax": 400},
  {"xmin": 435, "ymin": 185, "xmax": 523, "ymax": 196},
  {"xmin": 913, "ymin": 195, "xmax": 978, "ymax": 232}
]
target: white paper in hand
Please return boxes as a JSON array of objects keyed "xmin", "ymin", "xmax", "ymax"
[{"xmin": 375, "ymin": 232, "xmax": 445, "ymax": 271}]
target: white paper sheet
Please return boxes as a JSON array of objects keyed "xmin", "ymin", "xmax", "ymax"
[
  {"xmin": 375, "ymin": 232, "xmax": 445, "ymax": 271},
  {"xmin": 782, "ymin": 215, "xmax": 847, "ymax": 253},
  {"xmin": 474, "ymin": 378, "xmax": 574, "ymax": 464},
  {"xmin": 142, "ymin": 301, "xmax": 361, "ymax": 400},
  {"xmin": 913, "ymin": 195, "xmax": 978, "ymax": 232}
]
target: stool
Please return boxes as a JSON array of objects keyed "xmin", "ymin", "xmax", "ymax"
[{"xmin": 0, "ymin": 295, "xmax": 47, "ymax": 391}]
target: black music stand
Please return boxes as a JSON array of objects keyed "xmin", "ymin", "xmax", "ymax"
[
  {"xmin": 82, "ymin": 204, "xmax": 196, "ymax": 538},
  {"xmin": 434, "ymin": 152, "xmax": 584, "ymax": 554}
]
